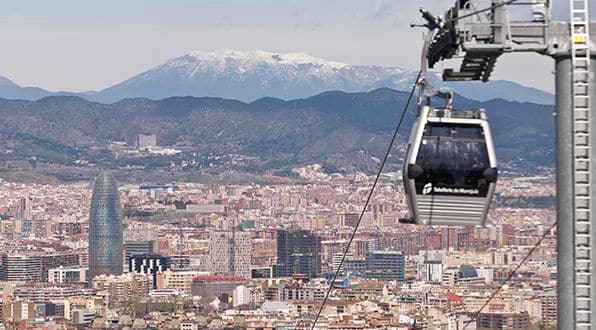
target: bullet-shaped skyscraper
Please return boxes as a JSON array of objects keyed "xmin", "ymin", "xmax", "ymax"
[{"xmin": 88, "ymin": 172, "xmax": 123, "ymax": 281}]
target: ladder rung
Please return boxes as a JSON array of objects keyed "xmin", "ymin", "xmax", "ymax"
[
  {"xmin": 577, "ymin": 237, "xmax": 590, "ymax": 246},
  {"xmin": 577, "ymin": 311, "xmax": 591, "ymax": 323},
  {"xmin": 576, "ymin": 248, "xmax": 591, "ymax": 259},
  {"xmin": 576, "ymin": 273, "xmax": 591, "ymax": 285},
  {"xmin": 573, "ymin": 86, "xmax": 589, "ymax": 96},
  {"xmin": 573, "ymin": 45, "xmax": 589, "ymax": 50},
  {"xmin": 572, "ymin": 61, "xmax": 589, "ymax": 68},
  {"xmin": 578, "ymin": 299, "xmax": 591, "ymax": 311},
  {"xmin": 573, "ymin": 34, "xmax": 589, "ymax": 44},
  {"xmin": 576, "ymin": 186, "xmax": 590, "ymax": 196},
  {"xmin": 577, "ymin": 223, "xmax": 591, "ymax": 233},
  {"xmin": 576, "ymin": 173, "xmax": 590, "ymax": 183}
]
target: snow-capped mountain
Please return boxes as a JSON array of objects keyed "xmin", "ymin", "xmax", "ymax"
[{"xmin": 94, "ymin": 49, "xmax": 554, "ymax": 104}]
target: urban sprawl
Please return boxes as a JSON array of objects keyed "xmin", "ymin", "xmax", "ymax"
[{"xmin": 0, "ymin": 164, "xmax": 557, "ymax": 329}]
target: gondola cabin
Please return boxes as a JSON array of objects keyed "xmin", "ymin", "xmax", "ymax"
[{"xmin": 402, "ymin": 106, "xmax": 497, "ymax": 226}]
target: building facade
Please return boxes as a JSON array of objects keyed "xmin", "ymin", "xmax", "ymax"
[
  {"xmin": 276, "ymin": 229, "xmax": 321, "ymax": 278},
  {"xmin": 0, "ymin": 255, "xmax": 42, "ymax": 281},
  {"xmin": 47, "ymin": 266, "xmax": 87, "ymax": 283},
  {"xmin": 88, "ymin": 172, "xmax": 123, "ymax": 281},
  {"xmin": 125, "ymin": 240, "xmax": 155, "ymax": 262},
  {"xmin": 156, "ymin": 270, "xmax": 202, "ymax": 296},
  {"xmin": 208, "ymin": 230, "xmax": 251, "ymax": 278},
  {"xmin": 365, "ymin": 250, "xmax": 405, "ymax": 281},
  {"xmin": 41, "ymin": 253, "xmax": 80, "ymax": 282},
  {"xmin": 190, "ymin": 274, "xmax": 247, "ymax": 301},
  {"xmin": 129, "ymin": 254, "xmax": 170, "ymax": 289},
  {"xmin": 92, "ymin": 273, "xmax": 151, "ymax": 307}
]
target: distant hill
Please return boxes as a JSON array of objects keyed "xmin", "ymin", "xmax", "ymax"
[
  {"xmin": 0, "ymin": 76, "xmax": 57, "ymax": 100},
  {"xmin": 0, "ymin": 89, "xmax": 554, "ymax": 182}
]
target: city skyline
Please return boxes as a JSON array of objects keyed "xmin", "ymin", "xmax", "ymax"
[{"xmin": 0, "ymin": 169, "xmax": 557, "ymax": 327}]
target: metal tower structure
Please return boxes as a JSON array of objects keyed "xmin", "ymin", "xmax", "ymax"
[
  {"xmin": 414, "ymin": 0, "xmax": 594, "ymax": 328},
  {"xmin": 569, "ymin": 0, "xmax": 592, "ymax": 326},
  {"xmin": 170, "ymin": 220, "xmax": 185, "ymax": 269}
]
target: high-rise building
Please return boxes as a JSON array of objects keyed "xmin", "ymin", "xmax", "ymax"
[
  {"xmin": 339, "ymin": 213, "xmax": 359, "ymax": 227},
  {"xmin": 365, "ymin": 250, "xmax": 405, "ymax": 281},
  {"xmin": 276, "ymin": 229, "xmax": 321, "ymax": 278},
  {"xmin": 417, "ymin": 260, "xmax": 443, "ymax": 283},
  {"xmin": 40, "ymin": 253, "xmax": 79, "ymax": 281},
  {"xmin": 129, "ymin": 254, "xmax": 171, "ymax": 289},
  {"xmin": 0, "ymin": 254, "xmax": 42, "ymax": 281},
  {"xmin": 125, "ymin": 240, "xmax": 155, "ymax": 262},
  {"xmin": 16, "ymin": 197, "xmax": 32, "ymax": 221},
  {"xmin": 540, "ymin": 294, "xmax": 557, "ymax": 327},
  {"xmin": 88, "ymin": 172, "xmax": 123, "ymax": 281},
  {"xmin": 208, "ymin": 230, "xmax": 252, "ymax": 278}
]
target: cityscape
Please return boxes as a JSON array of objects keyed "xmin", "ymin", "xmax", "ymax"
[
  {"xmin": 0, "ymin": 0, "xmax": 589, "ymax": 329},
  {"xmin": 0, "ymin": 153, "xmax": 557, "ymax": 329}
]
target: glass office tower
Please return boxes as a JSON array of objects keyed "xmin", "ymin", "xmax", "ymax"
[{"xmin": 88, "ymin": 172, "xmax": 123, "ymax": 281}]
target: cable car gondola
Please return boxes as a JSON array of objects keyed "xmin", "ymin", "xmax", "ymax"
[{"xmin": 402, "ymin": 106, "xmax": 497, "ymax": 226}]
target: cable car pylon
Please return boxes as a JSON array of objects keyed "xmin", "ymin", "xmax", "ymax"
[{"xmin": 412, "ymin": 0, "xmax": 595, "ymax": 327}]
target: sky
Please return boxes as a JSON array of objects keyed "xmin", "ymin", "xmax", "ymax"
[{"xmin": 0, "ymin": 0, "xmax": 588, "ymax": 93}]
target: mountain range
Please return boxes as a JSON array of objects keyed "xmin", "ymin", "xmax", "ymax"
[
  {"xmin": 0, "ymin": 49, "xmax": 553, "ymax": 105},
  {"xmin": 0, "ymin": 88, "xmax": 554, "ymax": 182}
]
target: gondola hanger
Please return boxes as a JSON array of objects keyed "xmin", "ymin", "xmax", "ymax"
[{"xmin": 402, "ymin": 17, "xmax": 498, "ymax": 226}]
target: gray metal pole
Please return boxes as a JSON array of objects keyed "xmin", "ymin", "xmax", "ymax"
[
  {"xmin": 590, "ymin": 58, "xmax": 596, "ymax": 327},
  {"xmin": 555, "ymin": 56, "xmax": 575, "ymax": 329},
  {"xmin": 556, "ymin": 55, "xmax": 596, "ymax": 329}
]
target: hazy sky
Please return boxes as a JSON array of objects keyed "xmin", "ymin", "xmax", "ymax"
[{"xmin": 0, "ymin": 0, "xmax": 586, "ymax": 93}]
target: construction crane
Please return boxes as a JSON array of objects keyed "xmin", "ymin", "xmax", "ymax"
[{"xmin": 411, "ymin": 0, "xmax": 594, "ymax": 327}]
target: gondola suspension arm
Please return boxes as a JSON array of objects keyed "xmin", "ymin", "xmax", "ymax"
[{"xmin": 413, "ymin": 8, "xmax": 453, "ymax": 109}]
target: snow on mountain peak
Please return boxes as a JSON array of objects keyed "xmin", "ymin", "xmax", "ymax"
[
  {"xmin": 124, "ymin": 48, "xmax": 414, "ymax": 102},
  {"xmin": 170, "ymin": 49, "xmax": 350, "ymax": 70},
  {"xmin": 0, "ymin": 76, "xmax": 18, "ymax": 87}
]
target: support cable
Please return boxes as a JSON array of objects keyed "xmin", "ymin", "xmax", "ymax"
[
  {"xmin": 312, "ymin": 2, "xmax": 528, "ymax": 328},
  {"xmin": 310, "ymin": 70, "xmax": 421, "ymax": 330},
  {"xmin": 463, "ymin": 219, "xmax": 558, "ymax": 329}
]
